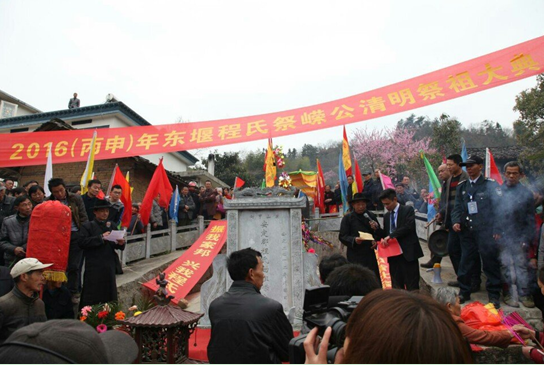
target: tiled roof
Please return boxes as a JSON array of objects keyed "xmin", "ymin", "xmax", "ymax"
[
  {"xmin": 119, "ymin": 305, "xmax": 203, "ymax": 328},
  {"xmin": 0, "ymin": 102, "xmax": 198, "ymax": 164}
]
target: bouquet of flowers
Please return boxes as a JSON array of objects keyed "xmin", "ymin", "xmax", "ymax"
[
  {"xmin": 273, "ymin": 145, "xmax": 286, "ymax": 168},
  {"xmin": 79, "ymin": 302, "xmax": 142, "ymax": 332},
  {"xmin": 278, "ymin": 172, "xmax": 292, "ymax": 188}
]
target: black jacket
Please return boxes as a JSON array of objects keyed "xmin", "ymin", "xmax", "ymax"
[
  {"xmin": 451, "ymin": 175, "xmax": 500, "ymax": 233},
  {"xmin": 79, "ymin": 219, "xmax": 125, "ymax": 308},
  {"xmin": 208, "ymin": 281, "xmax": 293, "ymax": 364},
  {"xmin": 42, "ymin": 285, "xmax": 74, "ymax": 320},
  {"xmin": 0, "ymin": 267, "xmax": 13, "ymax": 298},
  {"xmin": 339, "ymin": 210, "xmax": 381, "ymax": 275},
  {"xmin": 0, "ymin": 196, "xmax": 15, "ymax": 228},
  {"xmin": 438, "ymin": 170, "xmax": 469, "ymax": 228},
  {"xmin": 376, "ymin": 204, "xmax": 423, "ymax": 262},
  {"xmin": 47, "ymin": 191, "xmax": 88, "ymax": 229}
]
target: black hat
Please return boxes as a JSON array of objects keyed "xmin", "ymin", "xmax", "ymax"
[
  {"xmin": 0, "ymin": 319, "xmax": 138, "ymax": 363},
  {"xmin": 460, "ymin": 155, "xmax": 484, "ymax": 166},
  {"xmin": 362, "ymin": 171, "xmax": 372, "ymax": 176},
  {"xmin": 93, "ymin": 199, "xmax": 111, "ymax": 210},
  {"xmin": 350, "ymin": 193, "xmax": 371, "ymax": 203}
]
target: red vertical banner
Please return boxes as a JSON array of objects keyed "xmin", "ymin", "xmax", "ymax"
[
  {"xmin": 143, "ymin": 221, "xmax": 227, "ymax": 304},
  {"xmin": 316, "ymin": 159, "xmax": 325, "ymax": 214},
  {"xmin": 374, "ymin": 249, "xmax": 393, "ymax": 289}
]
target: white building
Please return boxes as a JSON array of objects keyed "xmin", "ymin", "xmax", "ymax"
[{"xmin": 0, "ymin": 90, "xmax": 198, "ymax": 171}]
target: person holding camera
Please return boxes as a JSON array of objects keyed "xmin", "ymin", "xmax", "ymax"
[
  {"xmin": 338, "ymin": 193, "xmax": 381, "ymax": 282},
  {"xmin": 207, "ymin": 248, "xmax": 293, "ymax": 364},
  {"xmin": 303, "ymin": 289, "xmax": 473, "ymax": 364}
]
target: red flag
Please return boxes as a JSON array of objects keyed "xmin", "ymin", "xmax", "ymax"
[
  {"xmin": 485, "ymin": 148, "xmax": 503, "ymax": 184},
  {"xmin": 354, "ymin": 160, "xmax": 364, "ymax": 193},
  {"xmin": 316, "ymin": 159, "xmax": 325, "ymax": 214},
  {"xmin": 140, "ymin": 158, "xmax": 173, "ymax": 226},
  {"xmin": 112, "ymin": 166, "xmax": 132, "ymax": 228},
  {"xmin": 234, "ymin": 177, "xmax": 245, "ymax": 188},
  {"xmin": 97, "ymin": 190, "xmax": 105, "ymax": 199}
]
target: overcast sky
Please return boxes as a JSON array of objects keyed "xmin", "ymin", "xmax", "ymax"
[{"xmin": 1, "ymin": 0, "xmax": 542, "ymax": 162}]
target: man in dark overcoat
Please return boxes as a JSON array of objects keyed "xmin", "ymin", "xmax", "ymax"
[
  {"xmin": 79, "ymin": 199, "xmax": 125, "ymax": 308},
  {"xmin": 339, "ymin": 193, "xmax": 381, "ymax": 281}
]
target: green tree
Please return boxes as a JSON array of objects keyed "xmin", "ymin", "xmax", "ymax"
[
  {"xmin": 462, "ymin": 120, "xmax": 515, "ymax": 147},
  {"xmin": 213, "ymin": 151, "xmax": 252, "ymax": 188},
  {"xmin": 301, "ymin": 144, "xmax": 318, "ymax": 168},
  {"xmin": 431, "ymin": 113, "xmax": 462, "ymax": 156},
  {"xmin": 513, "ymin": 74, "xmax": 544, "ymax": 172},
  {"xmin": 396, "ymin": 114, "xmax": 433, "ymax": 141},
  {"xmin": 243, "ymin": 150, "xmax": 266, "ymax": 186}
]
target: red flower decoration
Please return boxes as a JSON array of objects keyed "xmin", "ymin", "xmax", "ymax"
[{"xmin": 97, "ymin": 311, "xmax": 109, "ymax": 319}]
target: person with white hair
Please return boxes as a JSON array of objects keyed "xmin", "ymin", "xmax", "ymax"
[{"xmin": 433, "ymin": 287, "xmax": 529, "ymax": 348}]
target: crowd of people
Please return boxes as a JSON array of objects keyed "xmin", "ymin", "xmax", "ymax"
[
  {"xmin": 337, "ymin": 155, "xmax": 544, "ymax": 311},
  {"xmin": 0, "ymin": 152, "xmax": 543, "ymax": 363},
  {"xmin": 0, "ymin": 176, "xmax": 236, "ymax": 355}
]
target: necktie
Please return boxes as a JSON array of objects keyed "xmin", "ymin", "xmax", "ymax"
[{"xmin": 390, "ymin": 211, "xmax": 396, "ymax": 234}]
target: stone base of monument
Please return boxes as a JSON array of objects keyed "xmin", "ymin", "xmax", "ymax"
[{"xmin": 197, "ymin": 192, "xmax": 323, "ymax": 329}]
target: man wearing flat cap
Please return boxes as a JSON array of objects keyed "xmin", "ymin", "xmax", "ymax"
[
  {"xmin": 0, "ymin": 258, "xmax": 52, "ymax": 343},
  {"xmin": 79, "ymin": 199, "xmax": 126, "ymax": 308},
  {"xmin": 0, "ymin": 319, "xmax": 138, "ymax": 363},
  {"xmin": 452, "ymin": 155, "xmax": 502, "ymax": 308},
  {"xmin": 339, "ymin": 193, "xmax": 382, "ymax": 282}
]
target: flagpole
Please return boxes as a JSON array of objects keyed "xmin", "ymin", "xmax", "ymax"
[{"xmin": 485, "ymin": 148, "xmax": 490, "ymax": 178}]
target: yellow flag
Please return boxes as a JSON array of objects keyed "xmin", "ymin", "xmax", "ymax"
[
  {"xmin": 342, "ymin": 126, "xmax": 352, "ymax": 176},
  {"xmin": 80, "ymin": 130, "xmax": 98, "ymax": 194},
  {"xmin": 265, "ymin": 139, "xmax": 276, "ymax": 187},
  {"xmin": 125, "ymin": 171, "xmax": 134, "ymax": 197}
]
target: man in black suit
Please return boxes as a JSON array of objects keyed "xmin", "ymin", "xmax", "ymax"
[{"xmin": 375, "ymin": 188, "xmax": 423, "ymax": 291}]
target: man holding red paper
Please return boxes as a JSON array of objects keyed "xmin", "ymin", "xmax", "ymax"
[{"xmin": 375, "ymin": 188, "xmax": 423, "ymax": 291}]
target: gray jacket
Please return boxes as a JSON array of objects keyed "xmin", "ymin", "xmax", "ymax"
[
  {"xmin": 178, "ymin": 194, "xmax": 196, "ymax": 221},
  {"xmin": 0, "ymin": 286, "xmax": 46, "ymax": 343},
  {"xmin": 0, "ymin": 215, "xmax": 29, "ymax": 265},
  {"xmin": 150, "ymin": 200, "xmax": 163, "ymax": 227}
]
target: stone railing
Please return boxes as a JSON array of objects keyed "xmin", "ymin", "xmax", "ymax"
[{"xmin": 120, "ymin": 216, "xmax": 208, "ymax": 266}]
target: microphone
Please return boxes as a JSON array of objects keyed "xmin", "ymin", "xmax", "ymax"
[{"xmin": 364, "ymin": 213, "xmax": 377, "ymax": 224}]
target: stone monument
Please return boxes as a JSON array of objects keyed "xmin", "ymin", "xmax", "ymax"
[{"xmin": 199, "ymin": 187, "xmax": 320, "ymax": 328}]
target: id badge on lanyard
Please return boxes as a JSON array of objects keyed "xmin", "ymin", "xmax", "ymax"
[{"xmin": 467, "ymin": 193, "xmax": 478, "ymax": 215}]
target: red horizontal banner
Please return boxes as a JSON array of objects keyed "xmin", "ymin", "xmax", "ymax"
[
  {"xmin": 142, "ymin": 221, "xmax": 227, "ymax": 304},
  {"xmin": 1, "ymin": 36, "xmax": 543, "ymax": 168}
]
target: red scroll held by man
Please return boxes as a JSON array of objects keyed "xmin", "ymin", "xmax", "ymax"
[
  {"xmin": 26, "ymin": 201, "xmax": 72, "ymax": 282},
  {"xmin": 143, "ymin": 221, "xmax": 228, "ymax": 304}
]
